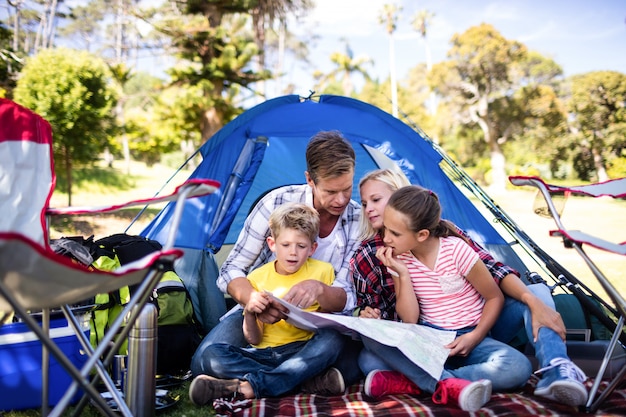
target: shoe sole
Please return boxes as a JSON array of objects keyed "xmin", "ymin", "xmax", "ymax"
[
  {"xmin": 189, "ymin": 375, "xmax": 208, "ymax": 406},
  {"xmin": 535, "ymin": 380, "xmax": 588, "ymax": 406},
  {"xmin": 459, "ymin": 379, "xmax": 492, "ymax": 412},
  {"xmin": 364, "ymin": 370, "xmax": 381, "ymax": 397},
  {"xmin": 328, "ymin": 367, "xmax": 346, "ymax": 394}
]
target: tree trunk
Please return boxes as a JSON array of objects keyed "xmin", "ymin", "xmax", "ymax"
[
  {"xmin": 474, "ymin": 109, "xmax": 507, "ymax": 193},
  {"xmin": 201, "ymin": 106, "xmax": 223, "ymax": 145},
  {"xmin": 592, "ymin": 147, "xmax": 609, "ymax": 182},
  {"xmin": 489, "ymin": 145, "xmax": 507, "ymax": 194}
]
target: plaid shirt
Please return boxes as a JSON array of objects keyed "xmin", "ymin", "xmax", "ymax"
[
  {"xmin": 351, "ymin": 228, "xmax": 519, "ymax": 321},
  {"xmin": 218, "ymin": 184, "xmax": 362, "ymax": 314}
]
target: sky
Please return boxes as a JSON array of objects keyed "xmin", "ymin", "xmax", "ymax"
[
  {"xmin": 2, "ymin": 0, "xmax": 623, "ymax": 99},
  {"xmin": 280, "ymin": 0, "xmax": 626, "ymax": 98}
]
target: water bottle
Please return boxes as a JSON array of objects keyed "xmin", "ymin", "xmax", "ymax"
[{"xmin": 125, "ymin": 303, "xmax": 157, "ymax": 416}]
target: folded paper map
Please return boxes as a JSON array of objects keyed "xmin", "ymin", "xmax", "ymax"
[{"xmin": 269, "ymin": 293, "xmax": 455, "ymax": 380}]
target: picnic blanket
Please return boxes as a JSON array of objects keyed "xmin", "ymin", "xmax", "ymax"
[{"xmin": 213, "ymin": 377, "xmax": 626, "ymax": 417}]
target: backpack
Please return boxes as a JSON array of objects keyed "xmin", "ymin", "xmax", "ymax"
[{"xmin": 51, "ymin": 234, "xmax": 202, "ymax": 375}]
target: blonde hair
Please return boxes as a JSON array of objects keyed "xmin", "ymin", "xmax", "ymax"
[
  {"xmin": 269, "ymin": 202, "xmax": 320, "ymax": 244},
  {"xmin": 357, "ymin": 168, "xmax": 410, "ymax": 241}
]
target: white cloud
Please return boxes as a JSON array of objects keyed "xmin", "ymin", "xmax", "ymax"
[{"xmin": 305, "ymin": 0, "xmax": 400, "ymax": 37}]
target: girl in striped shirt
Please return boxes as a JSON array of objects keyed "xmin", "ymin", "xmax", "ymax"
[{"xmin": 362, "ymin": 185, "xmax": 527, "ymax": 412}]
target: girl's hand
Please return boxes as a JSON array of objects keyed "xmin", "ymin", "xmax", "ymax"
[
  {"xmin": 445, "ymin": 331, "xmax": 483, "ymax": 357},
  {"xmin": 375, "ymin": 246, "xmax": 409, "ymax": 278},
  {"xmin": 359, "ymin": 306, "xmax": 382, "ymax": 319}
]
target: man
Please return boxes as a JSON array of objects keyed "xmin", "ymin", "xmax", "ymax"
[{"xmin": 190, "ymin": 131, "xmax": 363, "ymax": 396}]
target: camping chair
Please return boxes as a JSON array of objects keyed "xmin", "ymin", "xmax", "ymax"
[
  {"xmin": 509, "ymin": 175, "xmax": 626, "ymax": 413},
  {"xmin": 0, "ymin": 98, "xmax": 220, "ymax": 417}
]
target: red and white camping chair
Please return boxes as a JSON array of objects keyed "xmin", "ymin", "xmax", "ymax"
[
  {"xmin": 510, "ymin": 175, "xmax": 626, "ymax": 413},
  {"xmin": 0, "ymin": 98, "xmax": 220, "ymax": 416}
]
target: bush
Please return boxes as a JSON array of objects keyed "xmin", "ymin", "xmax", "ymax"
[{"xmin": 607, "ymin": 157, "xmax": 626, "ymax": 179}]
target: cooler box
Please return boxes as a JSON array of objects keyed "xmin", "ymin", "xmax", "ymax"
[{"xmin": 0, "ymin": 314, "xmax": 90, "ymax": 411}]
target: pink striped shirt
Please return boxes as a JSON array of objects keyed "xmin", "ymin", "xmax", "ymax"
[{"xmin": 397, "ymin": 236, "xmax": 483, "ymax": 329}]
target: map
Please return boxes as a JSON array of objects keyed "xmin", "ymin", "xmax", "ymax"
[{"xmin": 269, "ymin": 294, "xmax": 455, "ymax": 379}]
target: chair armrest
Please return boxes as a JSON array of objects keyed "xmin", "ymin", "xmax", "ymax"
[
  {"xmin": 509, "ymin": 175, "xmax": 626, "ymax": 199},
  {"xmin": 46, "ymin": 179, "xmax": 220, "ymax": 216}
]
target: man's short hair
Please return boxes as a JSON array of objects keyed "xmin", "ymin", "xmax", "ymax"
[
  {"xmin": 269, "ymin": 203, "xmax": 320, "ymax": 244},
  {"xmin": 305, "ymin": 131, "xmax": 355, "ymax": 183}
]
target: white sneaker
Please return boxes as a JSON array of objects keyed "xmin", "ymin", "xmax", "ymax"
[{"xmin": 534, "ymin": 357, "xmax": 588, "ymax": 406}]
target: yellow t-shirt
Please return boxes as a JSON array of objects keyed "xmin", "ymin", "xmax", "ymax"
[{"xmin": 247, "ymin": 258, "xmax": 335, "ymax": 348}]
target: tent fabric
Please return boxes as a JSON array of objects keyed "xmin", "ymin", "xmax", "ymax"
[{"xmin": 142, "ymin": 95, "xmax": 524, "ymax": 272}]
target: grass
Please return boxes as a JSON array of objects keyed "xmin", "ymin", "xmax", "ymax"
[{"xmin": 6, "ymin": 160, "xmax": 625, "ymax": 416}]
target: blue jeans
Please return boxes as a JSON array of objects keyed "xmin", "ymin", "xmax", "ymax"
[
  {"xmin": 191, "ymin": 310, "xmax": 346, "ymax": 397},
  {"xmin": 490, "ymin": 283, "xmax": 567, "ymax": 368},
  {"xmin": 359, "ymin": 327, "xmax": 532, "ymax": 393}
]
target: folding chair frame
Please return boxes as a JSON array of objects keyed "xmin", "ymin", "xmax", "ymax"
[
  {"xmin": 510, "ymin": 175, "xmax": 626, "ymax": 413},
  {"xmin": 0, "ymin": 179, "xmax": 219, "ymax": 417}
]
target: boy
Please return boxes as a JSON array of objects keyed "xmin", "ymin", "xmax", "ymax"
[{"xmin": 189, "ymin": 203, "xmax": 344, "ymax": 404}]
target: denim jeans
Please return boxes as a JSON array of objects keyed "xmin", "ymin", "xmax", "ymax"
[
  {"xmin": 359, "ymin": 326, "xmax": 532, "ymax": 393},
  {"xmin": 190, "ymin": 310, "xmax": 346, "ymax": 397},
  {"xmin": 490, "ymin": 283, "xmax": 568, "ymax": 368}
]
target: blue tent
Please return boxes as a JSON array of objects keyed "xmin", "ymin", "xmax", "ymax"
[{"xmin": 141, "ymin": 94, "xmax": 528, "ymax": 329}]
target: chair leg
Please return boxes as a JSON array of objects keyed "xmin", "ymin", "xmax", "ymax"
[{"xmin": 586, "ymin": 316, "xmax": 626, "ymax": 413}]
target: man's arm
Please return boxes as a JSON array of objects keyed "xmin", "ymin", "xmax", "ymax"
[
  {"xmin": 456, "ymin": 226, "xmax": 566, "ymax": 341},
  {"xmin": 500, "ymin": 274, "xmax": 567, "ymax": 341},
  {"xmin": 217, "ymin": 192, "xmax": 278, "ymax": 296}
]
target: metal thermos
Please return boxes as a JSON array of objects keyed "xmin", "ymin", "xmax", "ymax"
[{"xmin": 125, "ymin": 303, "xmax": 157, "ymax": 416}]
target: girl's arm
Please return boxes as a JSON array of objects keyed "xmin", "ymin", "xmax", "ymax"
[
  {"xmin": 466, "ymin": 260, "xmax": 505, "ymax": 340},
  {"xmin": 447, "ymin": 261, "xmax": 504, "ymax": 356},
  {"xmin": 376, "ymin": 246, "xmax": 420, "ymax": 323}
]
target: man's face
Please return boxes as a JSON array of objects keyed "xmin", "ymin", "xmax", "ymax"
[{"xmin": 307, "ymin": 171, "xmax": 354, "ymax": 216}]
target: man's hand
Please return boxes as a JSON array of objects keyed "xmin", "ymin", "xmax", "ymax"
[
  {"xmin": 529, "ymin": 298, "xmax": 567, "ymax": 342},
  {"xmin": 283, "ymin": 280, "xmax": 325, "ymax": 310}
]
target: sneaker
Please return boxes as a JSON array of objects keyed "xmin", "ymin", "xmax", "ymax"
[
  {"xmin": 301, "ymin": 367, "xmax": 345, "ymax": 396},
  {"xmin": 534, "ymin": 357, "xmax": 588, "ymax": 406},
  {"xmin": 189, "ymin": 374, "xmax": 240, "ymax": 406},
  {"xmin": 432, "ymin": 378, "xmax": 492, "ymax": 412},
  {"xmin": 364, "ymin": 370, "xmax": 422, "ymax": 398}
]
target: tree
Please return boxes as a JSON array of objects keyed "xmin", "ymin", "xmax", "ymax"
[
  {"xmin": 378, "ymin": 3, "xmax": 401, "ymax": 117},
  {"xmin": 158, "ymin": 1, "xmax": 272, "ymax": 142},
  {"xmin": 13, "ymin": 47, "xmax": 117, "ymax": 205},
  {"xmin": 314, "ymin": 40, "xmax": 372, "ymax": 96},
  {"xmin": 411, "ymin": 9, "xmax": 436, "ymax": 115},
  {"xmin": 250, "ymin": 0, "xmax": 313, "ymax": 98},
  {"xmin": 567, "ymin": 71, "xmax": 626, "ymax": 181},
  {"xmin": 430, "ymin": 23, "xmax": 527, "ymax": 192}
]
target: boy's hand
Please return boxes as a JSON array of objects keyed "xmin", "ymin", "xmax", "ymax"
[{"xmin": 245, "ymin": 291, "xmax": 270, "ymax": 314}]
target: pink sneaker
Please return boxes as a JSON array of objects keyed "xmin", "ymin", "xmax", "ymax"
[
  {"xmin": 364, "ymin": 370, "xmax": 422, "ymax": 398},
  {"xmin": 432, "ymin": 378, "xmax": 492, "ymax": 412}
]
